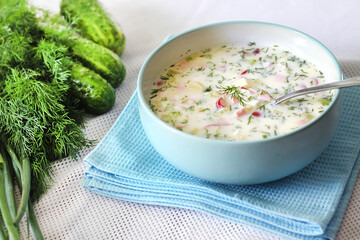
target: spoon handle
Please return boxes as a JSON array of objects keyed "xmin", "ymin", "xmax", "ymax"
[{"xmin": 275, "ymin": 76, "xmax": 360, "ymax": 104}]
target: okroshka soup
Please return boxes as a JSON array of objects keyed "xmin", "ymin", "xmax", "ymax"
[{"xmin": 148, "ymin": 42, "xmax": 335, "ymax": 141}]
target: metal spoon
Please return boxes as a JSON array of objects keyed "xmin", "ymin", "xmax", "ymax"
[{"xmin": 275, "ymin": 76, "xmax": 360, "ymax": 104}]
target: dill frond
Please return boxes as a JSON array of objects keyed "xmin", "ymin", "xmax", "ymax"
[{"xmin": 217, "ymin": 85, "xmax": 247, "ymax": 106}]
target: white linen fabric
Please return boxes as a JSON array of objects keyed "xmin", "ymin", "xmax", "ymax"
[{"xmin": 25, "ymin": 0, "xmax": 360, "ymax": 239}]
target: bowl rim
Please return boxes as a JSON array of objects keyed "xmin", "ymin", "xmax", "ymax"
[{"xmin": 137, "ymin": 20, "xmax": 342, "ymax": 145}]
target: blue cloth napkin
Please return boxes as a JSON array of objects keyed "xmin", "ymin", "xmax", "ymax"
[{"xmin": 83, "ymin": 88, "xmax": 360, "ymax": 240}]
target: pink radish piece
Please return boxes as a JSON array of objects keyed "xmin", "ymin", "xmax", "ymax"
[
  {"xmin": 235, "ymin": 108, "xmax": 247, "ymax": 117},
  {"xmin": 299, "ymin": 119, "xmax": 309, "ymax": 126},
  {"xmin": 258, "ymin": 93, "xmax": 272, "ymax": 101},
  {"xmin": 216, "ymin": 97, "xmax": 227, "ymax": 108},
  {"xmin": 204, "ymin": 122, "xmax": 231, "ymax": 129},
  {"xmin": 156, "ymin": 81, "xmax": 164, "ymax": 86},
  {"xmin": 252, "ymin": 111, "xmax": 261, "ymax": 117}
]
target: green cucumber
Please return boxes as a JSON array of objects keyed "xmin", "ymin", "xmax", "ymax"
[
  {"xmin": 60, "ymin": 0, "xmax": 126, "ymax": 55},
  {"xmin": 70, "ymin": 62, "xmax": 115, "ymax": 115},
  {"xmin": 66, "ymin": 35, "xmax": 126, "ymax": 88}
]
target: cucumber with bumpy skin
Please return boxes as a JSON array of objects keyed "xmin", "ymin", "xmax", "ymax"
[
  {"xmin": 66, "ymin": 35, "xmax": 126, "ymax": 88},
  {"xmin": 60, "ymin": 0, "xmax": 126, "ymax": 55},
  {"xmin": 70, "ymin": 61, "xmax": 115, "ymax": 115}
]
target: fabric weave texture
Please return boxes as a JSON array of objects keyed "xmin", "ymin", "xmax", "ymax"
[{"xmin": 83, "ymin": 88, "xmax": 360, "ymax": 240}]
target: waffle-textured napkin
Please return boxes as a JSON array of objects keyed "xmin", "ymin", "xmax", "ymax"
[{"xmin": 83, "ymin": 88, "xmax": 360, "ymax": 240}]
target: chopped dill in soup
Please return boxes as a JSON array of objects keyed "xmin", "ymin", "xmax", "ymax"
[{"xmin": 148, "ymin": 42, "xmax": 334, "ymax": 141}]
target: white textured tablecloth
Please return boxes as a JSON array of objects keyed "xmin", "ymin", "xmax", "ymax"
[{"xmin": 28, "ymin": 0, "xmax": 360, "ymax": 239}]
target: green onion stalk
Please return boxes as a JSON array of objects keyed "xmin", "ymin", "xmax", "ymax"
[
  {"xmin": 0, "ymin": 147, "xmax": 20, "ymax": 240},
  {"xmin": 0, "ymin": 144, "xmax": 44, "ymax": 240}
]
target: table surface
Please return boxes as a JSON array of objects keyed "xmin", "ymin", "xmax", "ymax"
[{"xmin": 28, "ymin": 0, "xmax": 360, "ymax": 239}]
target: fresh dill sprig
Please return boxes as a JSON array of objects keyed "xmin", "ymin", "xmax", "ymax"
[
  {"xmin": 0, "ymin": 2, "xmax": 92, "ymax": 201},
  {"xmin": 257, "ymin": 103, "xmax": 267, "ymax": 111},
  {"xmin": 217, "ymin": 85, "xmax": 247, "ymax": 106},
  {"xmin": 1, "ymin": 67, "xmax": 92, "ymax": 201},
  {"xmin": 247, "ymin": 115, "xmax": 253, "ymax": 125},
  {"xmin": 259, "ymin": 89, "xmax": 270, "ymax": 96}
]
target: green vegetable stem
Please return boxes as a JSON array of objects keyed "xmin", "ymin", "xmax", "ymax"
[
  {"xmin": 0, "ymin": 147, "xmax": 16, "ymax": 222},
  {"xmin": 0, "ymin": 152, "xmax": 20, "ymax": 240},
  {"xmin": 4, "ymin": 144, "xmax": 31, "ymax": 226}
]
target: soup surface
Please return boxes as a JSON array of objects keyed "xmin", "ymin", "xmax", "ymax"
[{"xmin": 148, "ymin": 43, "xmax": 334, "ymax": 141}]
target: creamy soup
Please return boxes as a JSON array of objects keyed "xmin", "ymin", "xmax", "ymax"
[{"xmin": 148, "ymin": 43, "xmax": 334, "ymax": 141}]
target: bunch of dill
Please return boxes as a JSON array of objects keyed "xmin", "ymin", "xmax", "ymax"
[
  {"xmin": 0, "ymin": 0, "xmax": 92, "ymax": 238},
  {"xmin": 0, "ymin": 0, "xmax": 91, "ymax": 201}
]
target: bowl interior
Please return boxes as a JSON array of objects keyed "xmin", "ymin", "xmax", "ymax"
[{"xmin": 140, "ymin": 22, "xmax": 341, "ymax": 104}]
